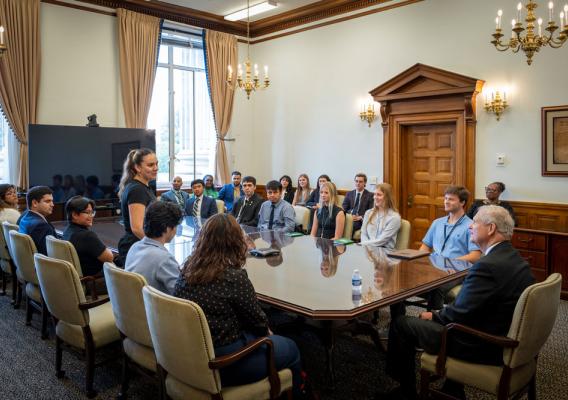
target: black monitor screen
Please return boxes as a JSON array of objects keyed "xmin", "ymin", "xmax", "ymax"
[{"xmin": 28, "ymin": 124, "xmax": 156, "ymax": 203}]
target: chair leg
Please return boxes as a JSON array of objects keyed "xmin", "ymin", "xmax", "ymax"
[
  {"xmin": 420, "ymin": 369, "xmax": 431, "ymax": 400},
  {"xmin": 84, "ymin": 327, "xmax": 97, "ymax": 399},
  {"xmin": 55, "ymin": 336, "xmax": 65, "ymax": 378},
  {"xmin": 11, "ymin": 273, "xmax": 17, "ymax": 305},
  {"xmin": 118, "ymin": 351, "xmax": 130, "ymax": 399},
  {"xmin": 14, "ymin": 280, "xmax": 22, "ymax": 309},
  {"xmin": 25, "ymin": 295, "xmax": 33, "ymax": 326},
  {"xmin": 157, "ymin": 364, "xmax": 169, "ymax": 400},
  {"xmin": 0, "ymin": 270, "xmax": 6, "ymax": 295},
  {"xmin": 528, "ymin": 374, "xmax": 537, "ymax": 400},
  {"xmin": 41, "ymin": 300, "xmax": 49, "ymax": 340}
]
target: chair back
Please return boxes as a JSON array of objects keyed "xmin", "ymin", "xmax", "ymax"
[
  {"xmin": 2, "ymin": 221, "xmax": 18, "ymax": 259},
  {"xmin": 504, "ymin": 273, "xmax": 562, "ymax": 368},
  {"xmin": 9, "ymin": 231, "xmax": 39, "ymax": 285},
  {"xmin": 104, "ymin": 262, "xmax": 153, "ymax": 347},
  {"xmin": 215, "ymin": 200, "xmax": 225, "ymax": 214},
  {"xmin": 34, "ymin": 253, "xmax": 88, "ymax": 327},
  {"xmin": 342, "ymin": 212, "xmax": 353, "ymax": 239},
  {"xmin": 336, "ymin": 194, "xmax": 345, "ymax": 208},
  {"xmin": 0, "ymin": 224, "xmax": 12, "ymax": 272},
  {"xmin": 46, "ymin": 235, "xmax": 84, "ymax": 277},
  {"xmin": 394, "ymin": 219, "xmax": 411, "ymax": 250},
  {"xmin": 143, "ymin": 285, "xmax": 221, "ymax": 395},
  {"xmin": 293, "ymin": 205, "xmax": 310, "ymax": 233}
]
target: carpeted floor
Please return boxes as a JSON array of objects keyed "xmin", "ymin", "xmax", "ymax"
[{"xmin": 1, "ymin": 288, "xmax": 567, "ymax": 400}]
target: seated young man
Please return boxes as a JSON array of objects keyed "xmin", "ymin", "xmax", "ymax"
[
  {"xmin": 217, "ymin": 170, "xmax": 243, "ymax": 212},
  {"xmin": 62, "ymin": 196, "xmax": 114, "ymax": 277},
  {"xmin": 257, "ymin": 180, "xmax": 296, "ymax": 233},
  {"xmin": 384, "ymin": 206, "xmax": 534, "ymax": 400},
  {"xmin": 184, "ymin": 179, "xmax": 217, "ymax": 219},
  {"xmin": 125, "ymin": 201, "xmax": 183, "ymax": 294},
  {"xmin": 231, "ymin": 176, "xmax": 263, "ymax": 227},
  {"xmin": 160, "ymin": 176, "xmax": 189, "ymax": 210},
  {"xmin": 17, "ymin": 186, "xmax": 58, "ymax": 255},
  {"xmin": 342, "ymin": 172, "xmax": 374, "ymax": 233}
]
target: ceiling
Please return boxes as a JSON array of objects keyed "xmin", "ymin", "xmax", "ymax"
[{"xmin": 156, "ymin": 0, "xmax": 320, "ymax": 21}]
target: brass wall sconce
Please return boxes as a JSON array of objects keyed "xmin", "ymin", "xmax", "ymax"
[
  {"xmin": 359, "ymin": 103, "xmax": 376, "ymax": 127},
  {"xmin": 484, "ymin": 90, "xmax": 508, "ymax": 121}
]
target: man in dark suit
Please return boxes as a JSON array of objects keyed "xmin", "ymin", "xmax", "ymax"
[
  {"xmin": 17, "ymin": 186, "xmax": 58, "ymax": 255},
  {"xmin": 184, "ymin": 179, "xmax": 217, "ymax": 219},
  {"xmin": 384, "ymin": 205, "xmax": 535, "ymax": 400},
  {"xmin": 341, "ymin": 172, "xmax": 373, "ymax": 233},
  {"xmin": 231, "ymin": 176, "xmax": 263, "ymax": 227},
  {"xmin": 160, "ymin": 176, "xmax": 190, "ymax": 211},
  {"xmin": 217, "ymin": 170, "xmax": 243, "ymax": 212}
]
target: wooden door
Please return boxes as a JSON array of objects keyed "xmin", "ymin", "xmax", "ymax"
[{"xmin": 401, "ymin": 123, "xmax": 456, "ymax": 249}]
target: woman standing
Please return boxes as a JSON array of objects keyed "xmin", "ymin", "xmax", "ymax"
[
  {"xmin": 292, "ymin": 174, "xmax": 312, "ymax": 206},
  {"xmin": 310, "ymin": 182, "xmax": 345, "ymax": 240},
  {"xmin": 0, "ymin": 184, "xmax": 20, "ymax": 224},
  {"xmin": 174, "ymin": 214, "xmax": 302, "ymax": 395},
  {"xmin": 360, "ymin": 183, "xmax": 401, "ymax": 249},
  {"xmin": 117, "ymin": 148, "xmax": 158, "ymax": 264},
  {"xmin": 279, "ymin": 175, "xmax": 296, "ymax": 204}
]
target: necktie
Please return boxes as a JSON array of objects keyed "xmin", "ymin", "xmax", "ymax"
[
  {"xmin": 236, "ymin": 198, "xmax": 247, "ymax": 223},
  {"xmin": 174, "ymin": 191, "xmax": 184, "ymax": 207},
  {"xmin": 193, "ymin": 197, "xmax": 200, "ymax": 217},
  {"xmin": 268, "ymin": 204, "xmax": 275, "ymax": 229},
  {"xmin": 353, "ymin": 192, "xmax": 361, "ymax": 215}
]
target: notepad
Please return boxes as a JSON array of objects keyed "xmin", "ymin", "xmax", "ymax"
[
  {"xmin": 333, "ymin": 238, "xmax": 354, "ymax": 245},
  {"xmin": 286, "ymin": 232, "xmax": 304, "ymax": 237},
  {"xmin": 387, "ymin": 249, "xmax": 430, "ymax": 260}
]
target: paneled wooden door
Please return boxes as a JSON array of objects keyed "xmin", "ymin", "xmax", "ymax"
[{"xmin": 401, "ymin": 123, "xmax": 457, "ymax": 249}]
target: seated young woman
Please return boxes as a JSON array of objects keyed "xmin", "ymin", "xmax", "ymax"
[
  {"xmin": 306, "ymin": 174, "xmax": 330, "ymax": 208},
  {"xmin": 174, "ymin": 213, "xmax": 303, "ymax": 395},
  {"xmin": 292, "ymin": 174, "xmax": 312, "ymax": 206},
  {"xmin": 203, "ymin": 174, "xmax": 219, "ymax": 198},
  {"xmin": 0, "ymin": 184, "xmax": 20, "ymax": 224},
  {"xmin": 279, "ymin": 175, "xmax": 296, "ymax": 204},
  {"xmin": 360, "ymin": 183, "xmax": 401, "ymax": 249},
  {"xmin": 310, "ymin": 182, "xmax": 345, "ymax": 240}
]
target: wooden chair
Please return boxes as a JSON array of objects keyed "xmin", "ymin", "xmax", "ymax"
[
  {"xmin": 420, "ymin": 273, "xmax": 562, "ymax": 400},
  {"xmin": 142, "ymin": 285, "xmax": 294, "ymax": 400},
  {"xmin": 2, "ymin": 221, "xmax": 20, "ymax": 307},
  {"xmin": 103, "ymin": 262, "xmax": 158, "ymax": 399},
  {"xmin": 34, "ymin": 254, "xmax": 120, "ymax": 398}
]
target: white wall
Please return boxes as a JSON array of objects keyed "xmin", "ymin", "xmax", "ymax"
[
  {"xmin": 38, "ymin": 3, "xmax": 123, "ymax": 127},
  {"xmin": 229, "ymin": 0, "xmax": 568, "ymax": 203}
]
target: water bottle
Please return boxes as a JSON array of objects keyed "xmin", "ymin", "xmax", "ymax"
[{"xmin": 352, "ymin": 269, "xmax": 362, "ymax": 306}]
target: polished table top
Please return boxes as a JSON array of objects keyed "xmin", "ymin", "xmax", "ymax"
[{"xmin": 54, "ymin": 217, "xmax": 471, "ymax": 319}]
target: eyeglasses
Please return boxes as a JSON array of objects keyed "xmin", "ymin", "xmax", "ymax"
[
  {"xmin": 80, "ymin": 210, "xmax": 96, "ymax": 217},
  {"xmin": 484, "ymin": 187, "xmax": 499, "ymax": 193}
]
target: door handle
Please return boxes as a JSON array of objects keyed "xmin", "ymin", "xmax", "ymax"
[{"xmin": 407, "ymin": 194, "xmax": 414, "ymax": 208}]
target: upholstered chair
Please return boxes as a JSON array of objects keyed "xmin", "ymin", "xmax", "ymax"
[
  {"xmin": 9, "ymin": 230, "xmax": 49, "ymax": 339},
  {"xmin": 0, "ymin": 222, "xmax": 15, "ymax": 296},
  {"xmin": 46, "ymin": 235, "xmax": 84, "ymax": 277},
  {"xmin": 34, "ymin": 254, "xmax": 120, "ymax": 398},
  {"xmin": 292, "ymin": 205, "xmax": 310, "ymax": 234},
  {"xmin": 394, "ymin": 219, "xmax": 411, "ymax": 250},
  {"xmin": 420, "ymin": 273, "xmax": 562, "ymax": 400},
  {"xmin": 2, "ymin": 221, "xmax": 20, "ymax": 307},
  {"xmin": 142, "ymin": 285, "xmax": 294, "ymax": 400},
  {"xmin": 103, "ymin": 262, "xmax": 157, "ymax": 399},
  {"xmin": 216, "ymin": 199, "xmax": 225, "ymax": 214},
  {"xmin": 342, "ymin": 213, "xmax": 353, "ymax": 240}
]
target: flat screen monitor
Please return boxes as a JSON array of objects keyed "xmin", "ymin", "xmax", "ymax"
[{"xmin": 28, "ymin": 124, "xmax": 155, "ymax": 203}]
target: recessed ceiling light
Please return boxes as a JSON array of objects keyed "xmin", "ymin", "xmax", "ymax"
[{"xmin": 224, "ymin": 1, "xmax": 277, "ymax": 21}]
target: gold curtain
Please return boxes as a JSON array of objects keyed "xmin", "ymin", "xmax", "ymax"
[
  {"xmin": 117, "ymin": 8, "xmax": 161, "ymax": 129},
  {"xmin": 0, "ymin": 0, "xmax": 40, "ymax": 189},
  {"xmin": 204, "ymin": 29, "xmax": 237, "ymax": 184}
]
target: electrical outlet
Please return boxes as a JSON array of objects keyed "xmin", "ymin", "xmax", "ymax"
[{"xmin": 496, "ymin": 153, "xmax": 506, "ymax": 166}]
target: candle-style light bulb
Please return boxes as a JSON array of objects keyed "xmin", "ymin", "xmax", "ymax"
[
  {"xmin": 0, "ymin": 26, "xmax": 4, "ymax": 46},
  {"xmin": 517, "ymin": 2, "xmax": 522, "ymax": 22},
  {"xmin": 538, "ymin": 17, "xmax": 543, "ymax": 35},
  {"xmin": 549, "ymin": 1, "xmax": 554, "ymax": 22},
  {"xmin": 497, "ymin": 9, "xmax": 503, "ymax": 28},
  {"xmin": 264, "ymin": 65, "xmax": 268, "ymax": 76}
]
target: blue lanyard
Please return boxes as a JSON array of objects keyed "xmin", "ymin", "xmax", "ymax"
[{"xmin": 441, "ymin": 215, "xmax": 465, "ymax": 252}]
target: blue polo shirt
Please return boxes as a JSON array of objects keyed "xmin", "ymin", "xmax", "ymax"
[{"xmin": 422, "ymin": 214, "xmax": 479, "ymax": 259}]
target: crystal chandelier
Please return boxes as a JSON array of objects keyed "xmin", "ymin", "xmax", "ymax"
[
  {"xmin": 227, "ymin": 0, "xmax": 270, "ymax": 99},
  {"xmin": 491, "ymin": 0, "xmax": 568, "ymax": 65}
]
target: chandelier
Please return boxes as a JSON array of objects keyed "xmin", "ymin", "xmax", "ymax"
[
  {"xmin": 491, "ymin": 0, "xmax": 568, "ymax": 65},
  {"xmin": 227, "ymin": 0, "xmax": 270, "ymax": 99}
]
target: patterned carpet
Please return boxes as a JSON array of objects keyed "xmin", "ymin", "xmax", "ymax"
[{"xmin": 1, "ymin": 288, "xmax": 567, "ymax": 400}]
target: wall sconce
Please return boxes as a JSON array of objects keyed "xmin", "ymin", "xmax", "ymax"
[
  {"xmin": 0, "ymin": 26, "xmax": 6, "ymax": 57},
  {"xmin": 484, "ymin": 90, "xmax": 508, "ymax": 121},
  {"xmin": 359, "ymin": 103, "xmax": 376, "ymax": 127}
]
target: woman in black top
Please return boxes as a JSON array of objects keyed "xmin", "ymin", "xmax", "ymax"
[
  {"xmin": 305, "ymin": 174, "xmax": 330, "ymax": 208},
  {"xmin": 117, "ymin": 148, "xmax": 158, "ymax": 264},
  {"xmin": 466, "ymin": 181, "xmax": 516, "ymax": 225},
  {"xmin": 174, "ymin": 214, "xmax": 302, "ymax": 394},
  {"xmin": 311, "ymin": 182, "xmax": 345, "ymax": 240},
  {"xmin": 279, "ymin": 175, "xmax": 296, "ymax": 204}
]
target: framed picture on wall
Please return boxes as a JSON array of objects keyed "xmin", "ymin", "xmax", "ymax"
[{"xmin": 542, "ymin": 105, "xmax": 568, "ymax": 176}]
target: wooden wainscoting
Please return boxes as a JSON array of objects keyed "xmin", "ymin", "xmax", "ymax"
[{"xmin": 508, "ymin": 200, "xmax": 568, "ymax": 233}]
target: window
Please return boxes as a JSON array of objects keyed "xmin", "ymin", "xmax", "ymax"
[
  {"xmin": 0, "ymin": 113, "xmax": 12, "ymax": 184},
  {"xmin": 147, "ymin": 30, "xmax": 217, "ymax": 188}
]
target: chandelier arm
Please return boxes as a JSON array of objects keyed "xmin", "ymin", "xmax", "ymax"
[{"xmin": 547, "ymin": 37, "xmax": 567, "ymax": 48}]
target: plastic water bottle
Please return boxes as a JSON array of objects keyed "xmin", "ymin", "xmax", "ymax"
[{"xmin": 352, "ymin": 269, "xmax": 362, "ymax": 306}]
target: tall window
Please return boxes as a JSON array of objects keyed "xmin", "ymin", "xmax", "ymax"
[
  {"xmin": 147, "ymin": 30, "xmax": 216, "ymax": 187},
  {"xmin": 0, "ymin": 113, "xmax": 12, "ymax": 184}
]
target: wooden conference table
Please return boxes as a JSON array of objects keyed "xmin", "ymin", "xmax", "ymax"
[{"xmin": 54, "ymin": 216, "xmax": 471, "ymax": 380}]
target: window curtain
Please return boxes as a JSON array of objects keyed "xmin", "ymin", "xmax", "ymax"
[
  {"xmin": 117, "ymin": 8, "xmax": 161, "ymax": 129},
  {"xmin": 0, "ymin": 0, "xmax": 40, "ymax": 189},
  {"xmin": 203, "ymin": 29, "xmax": 237, "ymax": 185}
]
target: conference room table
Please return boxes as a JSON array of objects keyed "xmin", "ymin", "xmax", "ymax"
[{"xmin": 54, "ymin": 216, "xmax": 472, "ymax": 381}]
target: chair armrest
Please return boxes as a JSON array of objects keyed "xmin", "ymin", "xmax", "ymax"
[
  {"xmin": 209, "ymin": 337, "xmax": 281, "ymax": 399},
  {"xmin": 435, "ymin": 322, "xmax": 519, "ymax": 376},
  {"xmin": 80, "ymin": 275, "xmax": 104, "ymax": 301},
  {"xmin": 78, "ymin": 296, "xmax": 110, "ymax": 310}
]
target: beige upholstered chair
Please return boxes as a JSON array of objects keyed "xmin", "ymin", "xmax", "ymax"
[
  {"xmin": 420, "ymin": 273, "xmax": 562, "ymax": 400},
  {"xmin": 2, "ymin": 221, "xmax": 20, "ymax": 307},
  {"xmin": 103, "ymin": 262, "xmax": 157, "ymax": 399},
  {"xmin": 292, "ymin": 205, "xmax": 310, "ymax": 233},
  {"xmin": 336, "ymin": 194, "xmax": 345, "ymax": 208},
  {"xmin": 394, "ymin": 219, "xmax": 411, "ymax": 250},
  {"xmin": 342, "ymin": 213, "xmax": 353, "ymax": 240},
  {"xmin": 216, "ymin": 199, "xmax": 225, "ymax": 214},
  {"xmin": 46, "ymin": 235, "xmax": 83, "ymax": 277},
  {"xmin": 0, "ymin": 222, "xmax": 15, "ymax": 297},
  {"xmin": 142, "ymin": 285, "xmax": 293, "ymax": 400},
  {"xmin": 9, "ymin": 230, "xmax": 49, "ymax": 339},
  {"xmin": 34, "ymin": 254, "xmax": 120, "ymax": 398}
]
